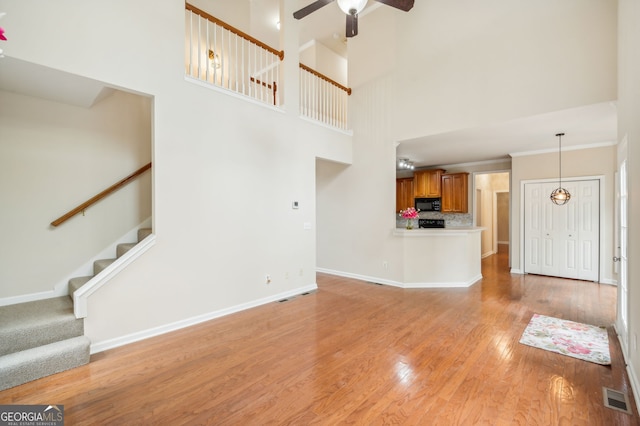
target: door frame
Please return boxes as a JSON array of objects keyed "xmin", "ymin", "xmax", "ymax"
[
  {"xmin": 615, "ymin": 136, "xmax": 629, "ymax": 357},
  {"xmin": 519, "ymin": 175, "xmax": 606, "ymax": 282}
]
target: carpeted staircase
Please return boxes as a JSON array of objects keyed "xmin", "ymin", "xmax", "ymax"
[{"xmin": 0, "ymin": 228, "xmax": 152, "ymax": 391}]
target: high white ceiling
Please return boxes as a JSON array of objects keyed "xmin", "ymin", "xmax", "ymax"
[
  {"xmin": 279, "ymin": 1, "xmax": 619, "ymax": 168},
  {"xmin": 397, "ymin": 102, "xmax": 618, "ymax": 168},
  {"xmin": 1, "ymin": 1, "xmax": 618, "ymax": 168}
]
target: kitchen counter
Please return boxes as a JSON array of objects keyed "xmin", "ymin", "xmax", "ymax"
[
  {"xmin": 393, "ymin": 227, "xmax": 484, "ymax": 288},
  {"xmin": 393, "ymin": 227, "xmax": 483, "ymax": 236}
]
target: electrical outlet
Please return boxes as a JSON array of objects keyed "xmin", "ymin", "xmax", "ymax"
[
  {"xmin": 265, "ymin": 274, "xmax": 271, "ymax": 284},
  {"xmin": 382, "ymin": 261, "xmax": 389, "ymax": 269},
  {"xmin": 634, "ymin": 333, "xmax": 638, "ymax": 351},
  {"xmin": 299, "ymin": 268, "xmax": 304, "ymax": 276},
  {"xmin": 285, "ymin": 271, "xmax": 289, "ymax": 279}
]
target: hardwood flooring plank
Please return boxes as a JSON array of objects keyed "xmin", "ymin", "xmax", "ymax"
[{"xmin": 1, "ymin": 250, "xmax": 638, "ymax": 425}]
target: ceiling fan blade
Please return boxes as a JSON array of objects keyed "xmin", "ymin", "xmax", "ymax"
[
  {"xmin": 373, "ymin": 0, "xmax": 414, "ymax": 12},
  {"xmin": 345, "ymin": 13, "xmax": 358, "ymax": 38},
  {"xmin": 293, "ymin": 0, "xmax": 335, "ymax": 20}
]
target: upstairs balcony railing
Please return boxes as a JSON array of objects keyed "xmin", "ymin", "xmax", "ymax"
[
  {"xmin": 184, "ymin": 4, "xmax": 351, "ymax": 130},
  {"xmin": 185, "ymin": 3, "xmax": 283, "ymax": 106},
  {"xmin": 299, "ymin": 64, "xmax": 351, "ymax": 131}
]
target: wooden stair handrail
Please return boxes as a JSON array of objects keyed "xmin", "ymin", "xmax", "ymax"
[
  {"xmin": 299, "ymin": 63, "xmax": 352, "ymax": 95},
  {"xmin": 51, "ymin": 163, "xmax": 152, "ymax": 227},
  {"xmin": 185, "ymin": 3, "xmax": 284, "ymax": 61}
]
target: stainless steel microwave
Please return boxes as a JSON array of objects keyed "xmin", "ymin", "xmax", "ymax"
[{"xmin": 415, "ymin": 197, "xmax": 441, "ymax": 212}]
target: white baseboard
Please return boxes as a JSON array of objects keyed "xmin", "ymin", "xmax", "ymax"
[
  {"xmin": 614, "ymin": 323, "xmax": 640, "ymax": 417},
  {"xmin": 0, "ymin": 289, "xmax": 60, "ymax": 307},
  {"xmin": 510, "ymin": 268, "xmax": 525, "ymax": 274},
  {"xmin": 403, "ymin": 274, "xmax": 482, "ymax": 288},
  {"xmin": 316, "ymin": 268, "xmax": 403, "ymax": 287},
  {"xmin": 627, "ymin": 361, "xmax": 640, "ymax": 416},
  {"xmin": 90, "ymin": 283, "xmax": 318, "ymax": 354},
  {"xmin": 316, "ymin": 268, "xmax": 482, "ymax": 289},
  {"xmin": 599, "ymin": 278, "xmax": 617, "ymax": 286},
  {"xmin": 481, "ymin": 250, "xmax": 496, "ymax": 259}
]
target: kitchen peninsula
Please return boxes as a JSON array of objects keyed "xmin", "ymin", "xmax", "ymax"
[
  {"xmin": 393, "ymin": 226, "xmax": 484, "ymax": 288},
  {"xmin": 395, "ymin": 167, "xmax": 482, "ymax": 287}
]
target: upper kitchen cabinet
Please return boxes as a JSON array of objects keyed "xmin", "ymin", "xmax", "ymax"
[
  {"xmin": 396, "ymin": 178, "xmax": 415, "ymax": 212},
  {"xmin": 414, "ymin": 169, "xmax": 445, "ymax": 198},
  {"xmin": 441, "ymin": 172, "xmax": 469, "ymax": 213}
]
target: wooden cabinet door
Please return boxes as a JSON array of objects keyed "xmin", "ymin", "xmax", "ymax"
[
  {"xmin": 414, "ymin": 169, "xmax": 444, "ymax": 197},
  {"xmin": 396, "ymin": 178, "xmax": 414, "ymax": 212},
  {"xmin": 441, "ymin": 172, "xmax": 469, "ymax": 213}
]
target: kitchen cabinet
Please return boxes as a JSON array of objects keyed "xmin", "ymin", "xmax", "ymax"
[
  {"xmin": 396, "ymin": 178, "xmax": 415, "ymax": 212},
  {"xmin": 441, "ymin": 172, "xmax": 469, "ymax": 213},
  {"xmin": 413, "ymin": 169, "xmax": 445, "ymax": 198}
]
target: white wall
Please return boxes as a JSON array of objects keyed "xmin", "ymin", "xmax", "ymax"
[
  {"xmin": 300, "ymin": 41, "xmax": 348, "ymax": 86},
  {"xmin": 0, "ymin": 0, "xmax": 351, "ymax": 347},
  {"xmin": 391, "ymin": 0, "xmax": 617, "ymax": 140},
  {"xmin": 618, "ymin": 0, "xmax": 640, "ymax": 401},
  {"xmin": 317, "ymin": 76, "xmax": 404, "ymax": 283},
  {"xmin": 0, "ymin": 89, "xmax": 151, "ymax": 299},
  {"xmin": 318, "ymin": 1, "xmax": 616, "ymax": 290}
]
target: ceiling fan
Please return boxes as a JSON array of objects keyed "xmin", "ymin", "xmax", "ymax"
[{"xmin": 293, "ymin": 0, "xmax": 414, "ymax": 38}]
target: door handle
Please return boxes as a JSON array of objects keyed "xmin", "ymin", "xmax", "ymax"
[{"xmin": 613, "ymin": 256, "xmax": 621, "ymax": 262}]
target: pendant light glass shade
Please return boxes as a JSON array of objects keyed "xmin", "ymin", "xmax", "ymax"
[
  {"xmin": 337, "ymin": 0, "xmax": 368, "ymax": 15},
  {"xmin": 550, "ymin": 132, "xmax": 571, "ymax": 205},
  {"xmin": 550, "ymin": 187, "xmax": 571, "ymax": 204}
]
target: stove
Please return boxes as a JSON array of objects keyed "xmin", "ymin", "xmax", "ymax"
[{"xmin": 418, "ymin": 219, "xmax": 446, "ymax": 229}]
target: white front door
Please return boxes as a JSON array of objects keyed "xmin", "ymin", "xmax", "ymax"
[{"xmin": 524, "ymin": 179, "xmax": 600, "ymax": 281}]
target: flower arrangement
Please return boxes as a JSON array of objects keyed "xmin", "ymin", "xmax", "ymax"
[
  {"xmin": 0, "ymin": 12, "xmax": 6, "ymax": 59},
  {"xmin": 399, "ymin": 207, "xmax": 420, "ymax": 219},
  {"xmin": 399, "ymin": 207, "xmax": 420, "ymax": 229}
]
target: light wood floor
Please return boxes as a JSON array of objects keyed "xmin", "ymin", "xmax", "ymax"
[{"xmin": 1, "ymin": 250, "xmax": 639, "ymax": 425}]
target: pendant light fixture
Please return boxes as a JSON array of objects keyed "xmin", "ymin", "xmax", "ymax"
[{"xmin": 550, "ymin": 132, "xmax": 571, "ymax": 205}]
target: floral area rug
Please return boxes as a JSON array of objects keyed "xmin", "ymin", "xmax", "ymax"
[{"xmin": 519, "ymin": 314, "xmax": 611, "ymax": 365}]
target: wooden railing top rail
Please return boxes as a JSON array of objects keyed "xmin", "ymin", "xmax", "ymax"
[
  {"xmin": 51, "ymin": 162, "xmax": 152, "ymax": 227},
  {"xmin": 185, "ymin": 3, "xmax": 285, "ymax": 61},
  {"xmin": 299, "ymin": 63, "xmax": 352, "ymax": 95}
]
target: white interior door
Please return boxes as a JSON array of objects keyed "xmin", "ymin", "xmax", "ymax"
[
  {"xmin": 524, "ymin": 179, "xmax": 599, "ymax": 281},
  {"xmin": 576, "ymin": 180, "xmax": 600, "ymax": 280},
  {"xmin": 524, "ymin": 184, "xmax": 544, "ymax": 274}
]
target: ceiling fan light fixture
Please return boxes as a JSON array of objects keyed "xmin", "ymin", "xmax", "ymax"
[{"xmin": 337, "ymin": 0, "xmax": 368, "ymax": 15}]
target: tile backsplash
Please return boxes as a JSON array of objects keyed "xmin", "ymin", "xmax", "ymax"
[{"xmin": 396, "ymin": 212, "xmax": 473, "ymax": 228}]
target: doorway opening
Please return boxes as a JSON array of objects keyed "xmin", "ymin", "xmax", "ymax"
[{"xmin": 474, "ymin": 171, "xmax": 511, "ymax": 264}]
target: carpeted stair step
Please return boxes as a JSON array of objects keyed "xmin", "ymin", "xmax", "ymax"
[
  {"xmin": 116, "ymin": 242, "xmax": 137, "ymax": 258},
  {"xmin": 0, "ymin": 297, "xmax": 83, "ymax": 356},
  {"xmin": 0, "ymin": 335, "xmax": 90, "ymax": 391},
  {"xmin": 93, "ymin": 258, "xmax": 116, "ymax": 275},
  {"xmin": 69, "ymin": 276, "xmax": 92, "ymax": 296},
  {"xmin": 67, "ymin": 228, "xmax": 152, "ymax": 296},
  {"xmin": 138, "ymin": 228, "xmax": 152, "ymax": 241}
]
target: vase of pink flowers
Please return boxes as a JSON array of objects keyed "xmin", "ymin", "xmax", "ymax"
[{"xmin": 399, "ymin": 207, "xmax": 420, "ymax": 229}]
